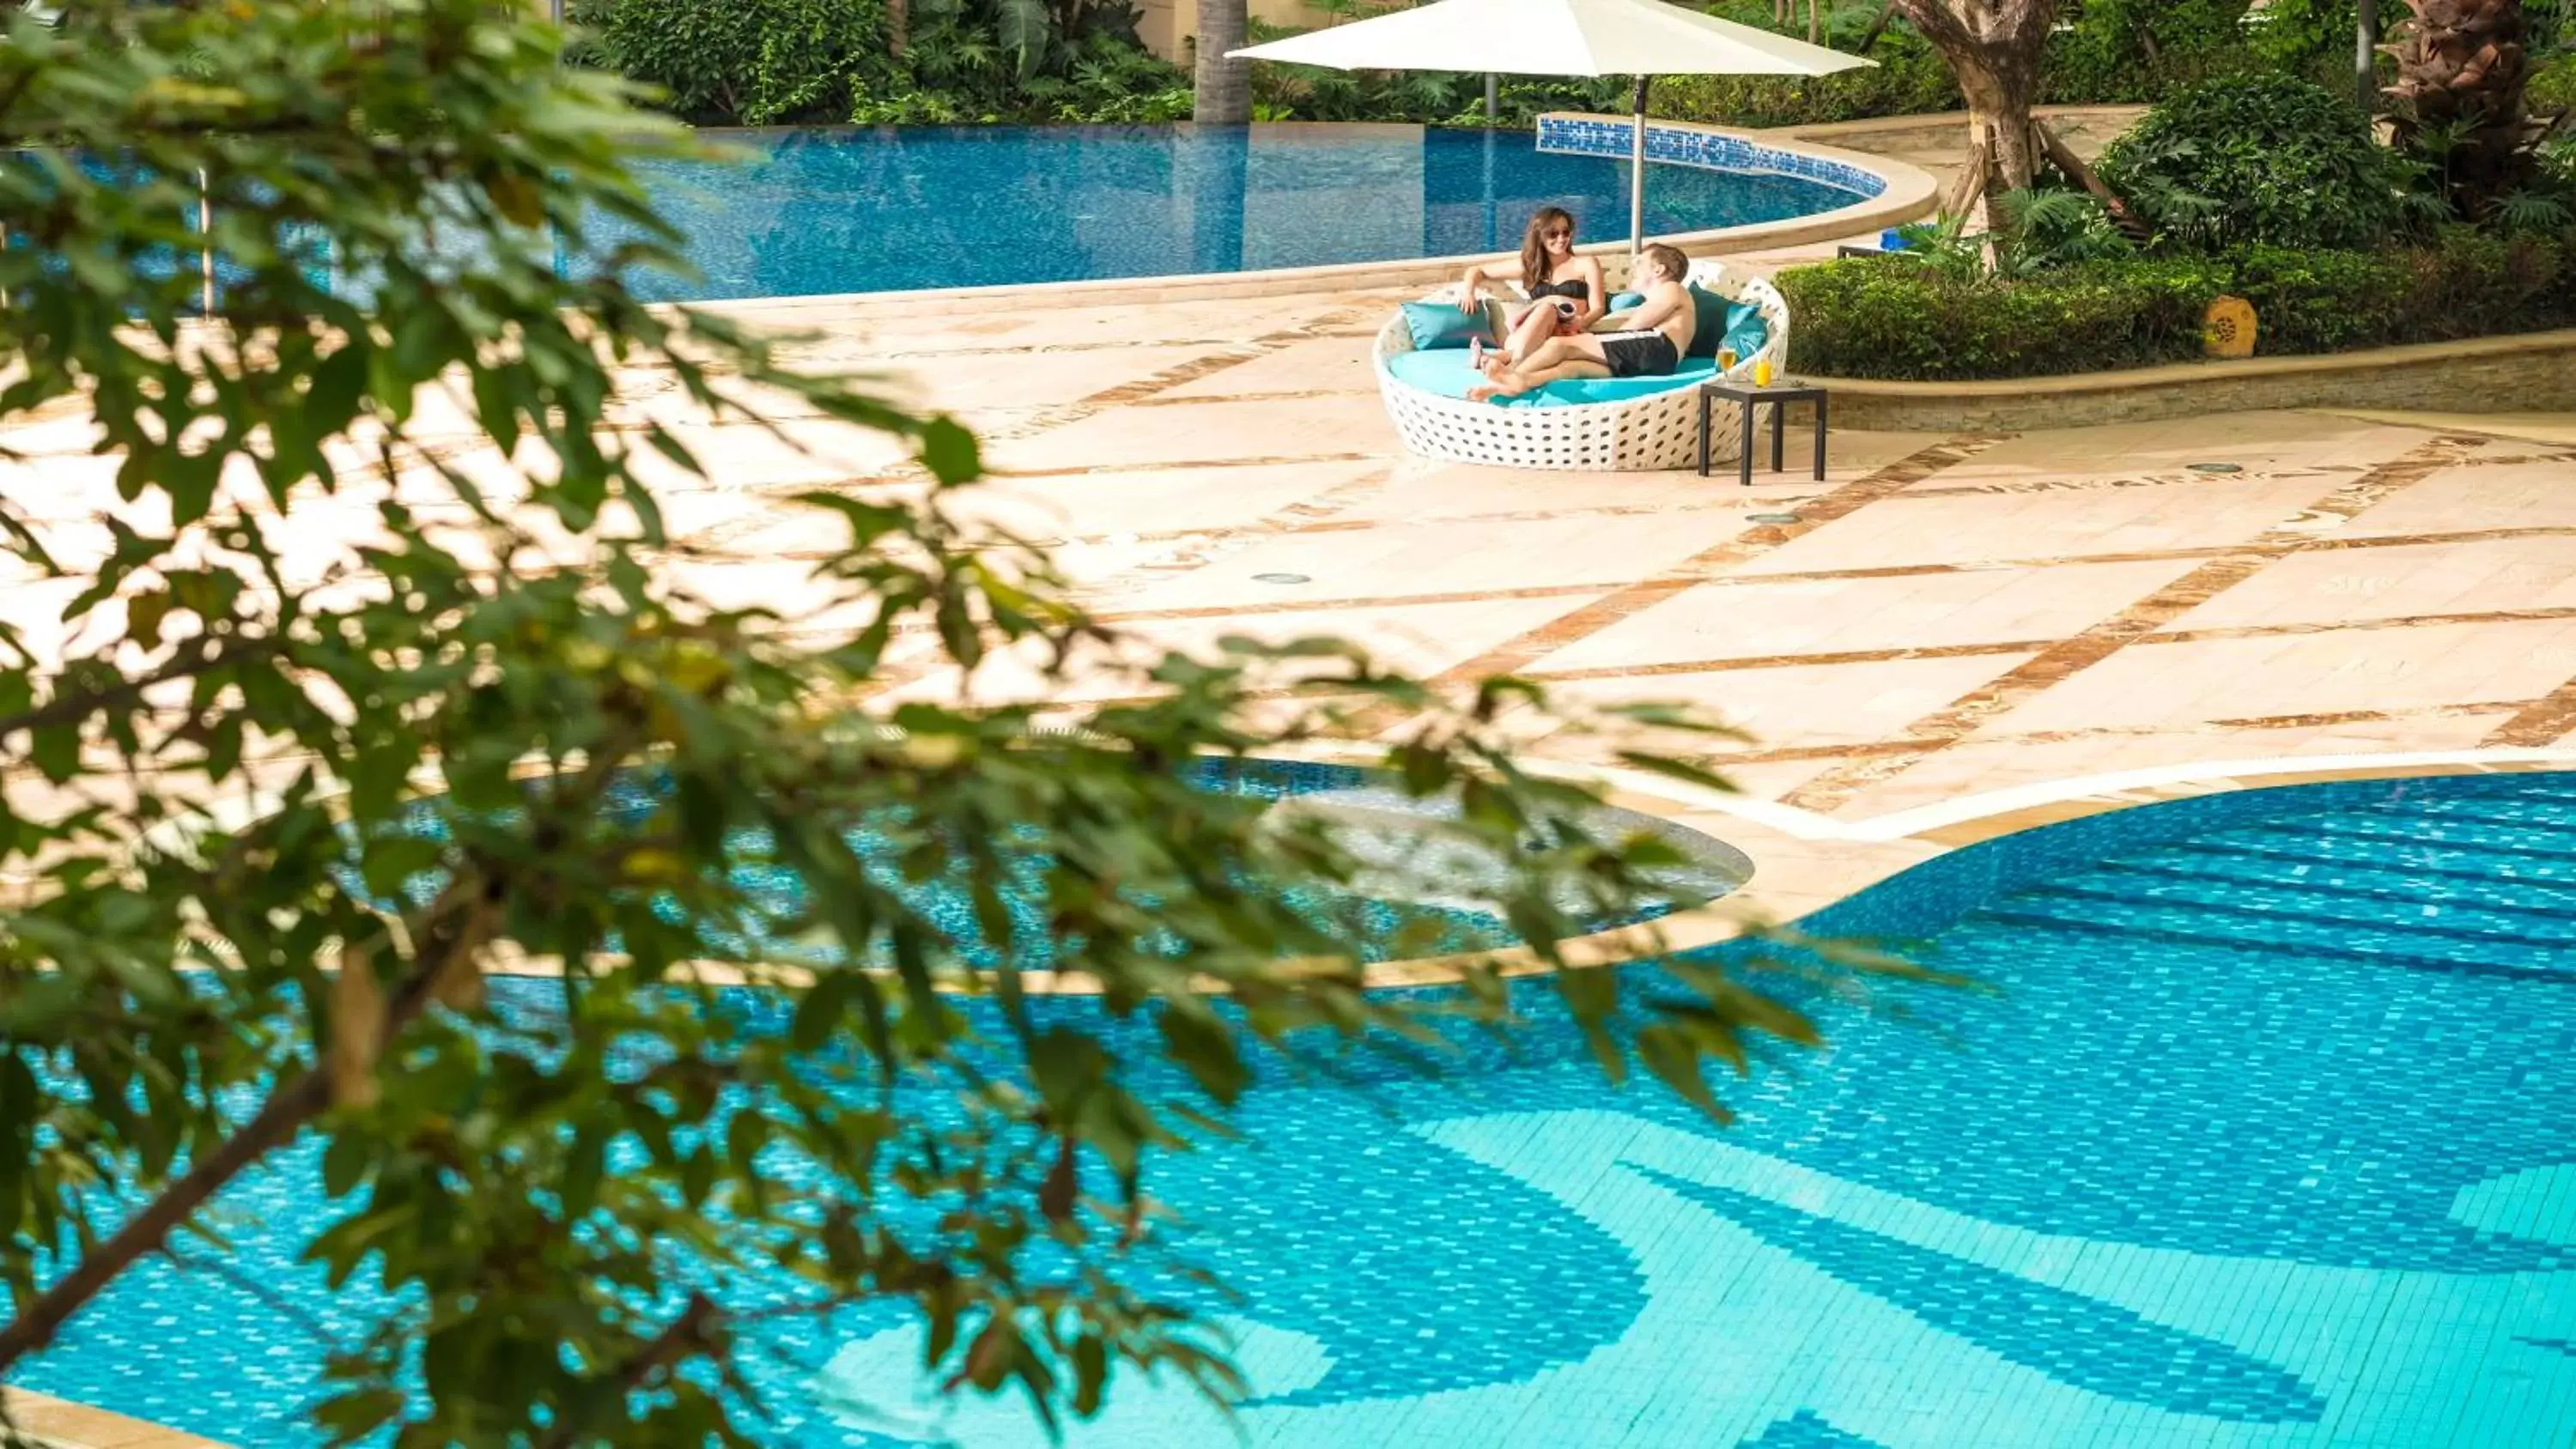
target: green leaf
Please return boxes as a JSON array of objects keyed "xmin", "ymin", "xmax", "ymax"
[{"xmin": 917, "ymin": 415, "xmax": 982, "ymax": 484}]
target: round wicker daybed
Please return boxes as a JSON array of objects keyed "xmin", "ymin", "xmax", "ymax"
[{"xmin": 1373, "ymin": 258, "xmax": 1790, "ymax": 473}]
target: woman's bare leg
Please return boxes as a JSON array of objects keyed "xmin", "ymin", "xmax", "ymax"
[
  {"xmin": 1500, "ymin": 303, "xmax": 1561, "ymax": 366},
  {"xmin": 1469, "ymin": 336, "xmax": 1614, "ymax": 400}
]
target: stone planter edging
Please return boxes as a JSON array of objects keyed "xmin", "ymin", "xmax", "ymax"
[{"xmin": 1805, "ymin": 327, "xmax": 2576, "ymax": 432}]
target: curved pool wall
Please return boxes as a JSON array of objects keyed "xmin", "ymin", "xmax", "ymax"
[
  {"xmin": 1782, "ymin": 766, "xmax": 2576, "ymax": 953},
  {"xmin": 1534, "ymin": 112, "xmax": 1891, "ymax": 198},
  {"xmin": 693, "ymin": 116, "xmax": 1935, "ymax": 316}
]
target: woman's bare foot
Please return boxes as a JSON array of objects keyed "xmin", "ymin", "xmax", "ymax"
[
  {"xmin": 1467, "ymin": 337, "xmax": 1485, "ymax": 372},
  {"xmin": 1467, "ymin": 369, "xmax": 1533, "ymax": 403}
]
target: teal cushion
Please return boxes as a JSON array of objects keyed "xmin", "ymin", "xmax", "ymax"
[
  {"xmin": 1720, "ymin": 303, "xmax": 1771, "ymax": 363},
  {"xmin": 1683, "ymin": 284, "xmax": 1738, "ymax": 358},
  {"xmin": 1385, "ymin": 348, "xmax": 1717, "ymax": 409},
  {"xmin": 1608, "ymin": 290, "xmax": 1646, "ymax": 312},
  {"xmin": 1400, "ymin": 300, "xmax": 1492, "ymax": 350}
]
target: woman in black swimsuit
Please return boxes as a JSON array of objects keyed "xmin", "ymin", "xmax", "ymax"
[{"xmin": 1456, "ymin": 207, "xmax": 1607, "ymax": 369}]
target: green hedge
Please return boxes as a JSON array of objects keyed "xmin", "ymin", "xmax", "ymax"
[{"xmin": 1779, "ymin": 232, "xmax": 2576, "ymax": 381}]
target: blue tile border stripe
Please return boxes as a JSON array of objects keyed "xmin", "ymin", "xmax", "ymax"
[{"xmin": 1534, "ymin": 114, "xmax": 1886, "ymax": 200}]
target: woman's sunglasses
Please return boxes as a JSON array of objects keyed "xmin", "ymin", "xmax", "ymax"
[{"xmin": 1542, "ymin": 227, "xmax": 1571, "ymax": 240}]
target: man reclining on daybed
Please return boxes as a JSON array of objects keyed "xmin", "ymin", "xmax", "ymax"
[{"xmin": 1467, "ymin": 243, "xmax": 1696, "ymax": 404}]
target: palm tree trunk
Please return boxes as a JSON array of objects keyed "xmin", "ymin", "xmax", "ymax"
[
  {"xmin": 1809, "ymin": 0, "xmax": 1823, "ymax": 45},
  {"xmin": 889, "ymin": 0, "xmax": 908, "ymax": 56},
  {"xmin": 1194, "ymin": 0, "xmax": 1250, "ymax": 124},
  {"xmin": 2385, "ymin": 0, "xmax": 2536, "ymax": 215}
]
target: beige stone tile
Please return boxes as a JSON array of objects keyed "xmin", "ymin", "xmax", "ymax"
[
  {"xmin": 878, "ymin": 593, "xmax": 1587, "ymax": 707},
  {"xmin": 1727, "ymin": 475, "xmax": 2342, "ymax": 576},
  {"xmin": 1971, "ymin": 618, "xmax": 2576, "ymax": 737},
  {"xmin": 1544, "ymin": 651, "xmax": 2040, "ymax": 752},
  {"xmin": 2323, "ymin": 409, "xmax": 2576, "ymax": 448},
  {"xmin": 1965, "ymin": 409, "xmax": 2428, "ymax": 479},
  {"xmin": 1150, "ymin": 333, "xmax": 1380, "ymax": 400},
  {"xmin": 1332, "ymin": 452, "xmax": 1832, "ymax": 526},
  {"xmin": 1535, "ymin": 558, "xmax": 2198, "ymax": 671},
  {"xmin": 946, "ymin": 458, "xmax": 1388, "ymax": 545},
  {"xmin": 2333, "ymin": 458, "xmax": 2576, "ymax": 537},
  {"xmin": 884, "ymin": 343, "xmax": 1226, "ymax": 412},
  {"xmin": 1829, "ymin": 710, "xmax": 2524, "ymax": 822},
  {"xmin": 1095, "ymin": 509, "xmax": 1735, "ymax": 615},
  {"xmin": 981, "ymin": 391, "xmax": 1394, "ymax": 473},
  {"xmin": 2160, "ymin": 535, "xmax": 2576, "ymax": 631}
]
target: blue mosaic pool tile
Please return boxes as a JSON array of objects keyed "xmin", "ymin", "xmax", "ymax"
[
  {"xmin": 1633, "ymin": 1167, "xmax": 2330, "ymax": 1423},
  {"xmin": 1740, "ymin": 1410, "xmax": 1891, "ymax": 1447},
  {"xmin": 1534, "ymin": 114, "xmax": 1886, "ymax": 202}
]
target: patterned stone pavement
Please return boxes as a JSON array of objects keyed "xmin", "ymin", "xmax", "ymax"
[{"xmin": 691, "ymin": 288, "xmax": 2576, "ymax": 854}]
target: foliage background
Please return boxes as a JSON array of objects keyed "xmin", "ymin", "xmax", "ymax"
[{"xmin": 568, "ymin": 0, "xmax": 2419, "ymax": 129}]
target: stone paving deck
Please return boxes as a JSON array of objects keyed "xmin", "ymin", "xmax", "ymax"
[{"xmin": 686, "ymin": 287, "xmax": 2576, "ymax": 890}]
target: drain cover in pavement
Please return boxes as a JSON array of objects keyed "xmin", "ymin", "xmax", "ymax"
[
  {"xmin": 1749, "ymin": 512, "xmax": 1801, "ymax": 524},
  {"xmin": 1252, "ymin": 573, "xmax": 1311, "ymax": 585},
  {"xmin": 2188, "ymin": 462, "xmax": 2245, "ymax": 474}
]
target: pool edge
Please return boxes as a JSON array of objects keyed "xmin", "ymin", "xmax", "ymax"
[{"xmin": 680, "ymin": 120, "xmax": 1937, "ymax": 320}]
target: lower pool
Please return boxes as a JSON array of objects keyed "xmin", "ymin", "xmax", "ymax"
[
  {"xmin": 592, "ymin": 124, "xmax": 1868, "ymax": 300},
  {"xmin": 18, "ymin": 770, "xmax": 2576, "ymax": 1447}
]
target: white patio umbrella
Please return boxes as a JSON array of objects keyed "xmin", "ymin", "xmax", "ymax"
[{"xmin": 1230, "ymin": 0, "xmax": 1872, "ymax": 256}]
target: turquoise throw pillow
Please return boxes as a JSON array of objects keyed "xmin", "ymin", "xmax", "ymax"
[
  {"xmin": 1608, "ymin": 290, "xmax": 1646, "ymax": 312},
  {"xmin": 1400, "ymin": 300, "xmax": 1492, "ymax": 350},
  {"xmin": 1720, "ymin": 301, "xmax": 1770, "ymax": 364},
  {"xmin": 1683, "ymin": 284, "xmax": 1733, "ymax": 358}
]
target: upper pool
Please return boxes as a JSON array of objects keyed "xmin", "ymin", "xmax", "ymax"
[{"xmin": 596, "ymin": 123, "xmax": 1872, "ymax": 300}]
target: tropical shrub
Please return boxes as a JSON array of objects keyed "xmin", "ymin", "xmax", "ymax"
[
  {"xmin": 2046, "ymin": 0, "xmax": 2267, "ymax": 102},
  {"xmin": 1781, "ymin": 230, "xmax": 2576, "ymax": 379},
  {"xmin": 2537, "ymin": 53, "xmax": 2576, "ymax": 118},
  {"xmin": 1777, "ymin": 254, "xmax": 2228, "ymax": 379},
  {"xmin": 2241, "ymin": 0, "xmax": 2366, "ymax": 86},
  {"xmin": 572, "ymin": 0, "xmax": 884, "ymax": 124},
  {"xmin": 574, "ymin": 0, "xmax": 1186, "ymax": 125},
  {"xmin": 2097, "ymin": 73, "xmax": 2413, "ymax": 252}
]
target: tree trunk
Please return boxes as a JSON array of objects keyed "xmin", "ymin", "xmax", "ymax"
[
  {"xmin": 889, "ymin": 0, "xmax": 908, "ymax": 56},
  {"xmin": 2385, "ymin": 0, "xmax": 2536, "ymax": 215},
  {"xmin": 1194, "ymin": 0, "xmax": 1250, "ymax": 124},
  {"xmin": 1809, "ymin": 0, "xmax": 1824, "ymax": 44},
  {"xmin": 1955, "ymin": 58, "xmax": 2040, "ymax": 192},
  {"xmin": 1892, "ymin": 0, "xmax": 2059, "ymax": 201}
]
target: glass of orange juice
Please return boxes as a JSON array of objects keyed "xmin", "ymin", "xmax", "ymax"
[{"xmin": 1753, "ymin": 357, "xmax": 1774, "ymax": 387}]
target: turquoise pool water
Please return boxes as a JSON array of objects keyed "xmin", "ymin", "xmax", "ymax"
[
  {"xmin": 16, "ymin": 770, "xmax": 2576, "ymax": 1446},
  {"xmin": 592, "ymin": 124, "xmax": 1867, "ymax": 300}
]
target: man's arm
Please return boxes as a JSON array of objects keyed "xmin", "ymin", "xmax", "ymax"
[{"xmin": 1589, "ymin": 280, "xmax": 1680, "ymax": 332}]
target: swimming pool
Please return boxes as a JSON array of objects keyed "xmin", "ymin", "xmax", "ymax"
[
  {"xmin": 18, "ymin": 769, "xmax": 2576, "ymax": 1446},
  {"xmin": 594, "ymin": 124, "xmax": 1870, "ymax": 300}
]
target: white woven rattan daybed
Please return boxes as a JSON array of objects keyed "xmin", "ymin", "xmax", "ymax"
[{"xmin": 1373, "ymin": 258, "xmax": 1790, "ymax": 473}]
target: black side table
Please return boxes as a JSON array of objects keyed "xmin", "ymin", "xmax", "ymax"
[{"xmin": 1699, "ymin": 379, "xmax": 1828, "ymax": 488}]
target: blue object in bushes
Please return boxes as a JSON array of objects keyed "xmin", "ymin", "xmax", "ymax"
[
  {"xmin": 1400, "ymin": 300, "xmax": 1493, "ymax": 350},
  {"xmin": 1880, "ymin": 227, "xmax": 1911, "ymax": 252}
]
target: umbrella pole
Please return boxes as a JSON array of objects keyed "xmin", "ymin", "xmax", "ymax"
[{"xmin": 1628, "ymin": 76, "xmax": 1651, "ymax": 260}]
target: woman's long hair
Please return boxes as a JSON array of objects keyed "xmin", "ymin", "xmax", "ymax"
[{"xmin": 1518, "ymin": 207, "xmax": 1576, "ymax": 288}]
